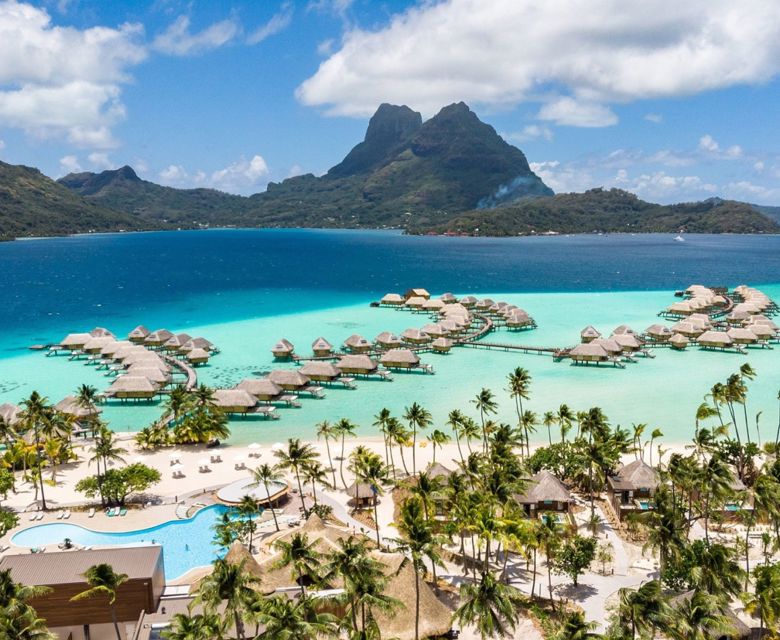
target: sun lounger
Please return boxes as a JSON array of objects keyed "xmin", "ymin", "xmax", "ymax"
[
  {"xmin": 57, "ymin": 511, "xmax": 64, "ymax": 520},
  {"xmin": 88, "ymin": 508, "xmax": 96, "ymax": 518},
  {"xmin": 119, "ymin": 508, "xmax": 128, "ymax": 516},
  {"xmin": 29, "ymin": 512, "xmax": 37, "ymax": 521},
  {"xmin": 63, "ymin": 510, "xmax": 71, "ymax": 519},
  {"xmin": 36, "ymin": 512, "xmax": 44, "ymax": 521}
]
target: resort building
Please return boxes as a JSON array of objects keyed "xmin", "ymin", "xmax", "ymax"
[
  {"xmin": 59, "ymin": 333, "xmax": 92, "ymax": 351},
  {"xmin": 0, "ymin": 402, "xmax": 20, "ymax": 427},
  {"xmin": 515, "ymin": 470, "xmax": 573, "ymax": 516},
  {"xmin": 404, "ymin": 296, "xmax": 427, "ymax": 310},
  {"xmin": 607, "ymin": 459, "xmax": 660, "ymax": 520},
  {"xmin": 342, "ymin": 334, "xmax": 372, "ymax": 353},
  {"xmin": 404, "ymin": 288, "xmax": 431, "ymax": 300},
  {"xmin": 53, "ymin": 396, "xmax": 102, "ymax": 421},
  {"xmin": 580, "ymin": 326, "xmax": 601, "ymax": 343},
  {"xmin": 127, "ymin": 325, "xmax": 150, "ymax": 343},
  {"xmin": 186, "ymin": 348, "xmax": 210, "ymax": 365},
  {"xmin": 212, "ymin": 389, "xmax": 259, "ymax": 415},
  {"xmin": 374, "ymin": 331, "xmax": 403, "ymax": 349},
  {"xmin": 669, "ymin": 334, "xmax": 689, "ymax": 350},
  {"xmin": 271, "ymin": 338, "xmax": 295, "ymax": 359},
  {"xmin": 401, "ymin": 328, "xmax": 431, "ymax": 344},
  {"xmin": 431, "ymin": 337, "xmax": 453, "ymax": 353},
  {"xmin": 235, "ymin": 378, "xmax": 285, "ymax": 402},
  {"xmin": 380, "ymin": 293, "xmax": 404, "ymax": 306},
  {"xmin": 380, "ymin": 348, "xmax": 421, "ymax": 370},
  {"xmin": 645, "ymin": 324, "xmax": 673, "ymax": 342},
  {"xmin": 311, "ymin": 337, "xmax": 334, "ymax": 357},
  {"xmin": 267, "ymin": 369, "xmax": 312, "ymax": 391},
  {"xmin": 568, "ymin": 342, "xmax": 609, "ymax": 364},
  {"xmin": 107, "ymin": 375, "xmax": 158, "ymax": 400},
  {"xmin": 144, "ymin": 329, "xmax": 174, "ymax": 348},
  {"xmin": 0, "ymin": 546, "xmax": 165, "ymax": 640},
  {"xmin": 336, "ymin": 354, "xmax": 379, "ymax": 376}
]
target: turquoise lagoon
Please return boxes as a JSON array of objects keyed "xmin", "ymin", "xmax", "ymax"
[{"xmin": 1, "ymin": 230, "xmax": 779, "ymax": 444}]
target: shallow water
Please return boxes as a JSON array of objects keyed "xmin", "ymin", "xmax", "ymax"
[{"xmin": 1, "ymin": 230, "xmax": 779, "ymax": 444}]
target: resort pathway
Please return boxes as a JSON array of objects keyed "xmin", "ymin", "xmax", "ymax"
[{"xmin": 592, "ymin": 504, "xmax": 630, "ymax": 576}]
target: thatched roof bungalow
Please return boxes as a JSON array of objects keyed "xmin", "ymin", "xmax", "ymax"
[
  {"xmin": 612, "ymin": 333, "xmax": 642, "ymax": 352},
  {"xmin": 144, "ymin": 329, "xmax": 174, "ymax": 347},
  {"xmin": 82, "ymin": 336, "xmax": 116, "ymax": 354},
  {"xmin": 311, "ymin": 337, "xmax": 334, "ymax": 357},
  {"xmin": 271, "ymin": 339, "xmax": 295, "ymax": 359},
  {"xmin": 0, "ymin": 403, "xmax": 20, "ymax": 427},
  {"xmin": 459, "ymin": 295, "xmax": 477, "ymax": 308},
  {"xmin": 186, "ymin": 348, "xmax": 210, "ymax": 365},
  {"xmin": 645, "ymin": 324, "xmax": 673, "ymax": 341},
  {"xmin": 439, "ymin": 292, "xmax": 457, "ymax": 303},
  {"xmin": 54, "ymin": 396, "xmax": 102, "ymax": 420},
  {"xmin": 421, "ymin": 323, "xmax": 447, "ymax": 338},
  {"xmin": 612, "ymin": 324, "xmax": 635, "ymax": 335},
  {"xmin": 235, "ymin": 378, "xmax": 285, "ymax": 402},
  {"xmin": 59, "ymin": 333, "xmax": 92, "ymax": 350},
  {"xmin": 163, "ymin": 333, "xmax": 192, "ymax": 352},
  {"xmin": 747, "ymin": 324, "xmax": 775, "ymax": 340},
  {"xmin": 698, "ymin": 330, "xmax": 734, "ymax": 349},
  {"xmin": 404, "ymin": 296, "xmax": 427, "ymax": 310},
  {"xmin": 267, "ymin": 369, "xmax": 311, "ymax": 390},
  {"xmin": 374, "ymin": 332, "xmax": 403, "ymax": 349},
  {"xmin": 345, "ymin": 481, "xmax": 376, "ymax": 507},
  {"xmin": 608, "ymin": 459, "xmax": 660, "ymax": 519},
  {"xmin": 380, "ymin": 349, "xmax": 420, "ymax": 370},
  {"xmin": 726, "ymin": 327, "xmax": 758, "ymax": 345},
  {"xmin": 425, "ymin": 462, "xmax": 453, "ymax": 480},
  {"xmin": 669, "ymin": 334, "xmax": 689, "ymax": 350},
  {"xmin": 515, "ymin": 470, "xmax": 572, "ymax": 513},
  {"xmin": 580, "ymin": 326, "xmax": 601, "ymax": 343},
  {"xmin": 475, "ymin": 298, "xmax": 495, "ymax": 311},
  {"xmin": 380, "ymin": 293, "xmax": 404, "ymax": 306},
  {"xmin": 108, "ymin": 376, "xmax": 158, "ymax": 399},
  {"xmin": 568, "ymin": 343, "xmax": 609, "ymax": 362},
  {"xmin": 343, "ymin": 334, "xmax": 372, "ymax": 354},
  {"xmin": 101, "ymin": 340, "xmax": 133, "ymax": 357},
  {"xmin": 401, "ymin": 328, "xmax": 431, "ymax": 344},
  {"xmin": 431, "ymin": 337, "xmax": 453, "ymax": 353},
  {"xmin": 670, "ymin": 321, "xmax": 705, "ymax": 338},
  {"xmin": 404, "ymin": 288, "xmax": 430, "ymax": 300},
  {"xmin": 439, "ymin": 318, "xmax": 462, "ymax": 334},
  {"xmin": 337, "ymin": 355, "xmax": 378, "ymax": 375},
  {"xmin": 127, "ymin": 325, "xmax": 150, "ymax": 343},
  {"xmin": 299, "ymin": 361, "xmax": 341, "ymax": 382},
  {"xmin": 422, "ymin": 299, "xmax": 445, "ymax": 312},
  {"xmin": 124, "ymin": 366, "xmax": 171, "ymax": 385},
  {"xmin": 180, "ymin": 337, "xmax": 214, "ymax": 352},
  {"xmin": 213, "ymin": 389, "xmax": 258, "ymax": 414},
  {"xmin": 89, "ymin": 327, "xmax": 115, "ymax": 338}
]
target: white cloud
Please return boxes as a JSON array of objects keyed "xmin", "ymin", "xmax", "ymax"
[
  {"xmin": 754, "ymin": 161, "xmax": 765, "ymax": 172},
  {"xmin": 246, "ymin": 2, "xmax": 293, "ymax": 45},
  {"xmin": 699, "ymin": 134, "xmax": 720, "ymax": 152},
  {"xmin": 88, "ymin": 152, "xmax": 115, "ymax": 170},
  {"xmin": 0, "ymin": 1, "xmax": 145, "ymax": 147},
  {"xmin": 0, "ymin": 139, "xmax": 5, "ymax": 150},
  {"xmin": 59, "ymin": 154, "xmax": 81, "ymax": 173},
  {"xmin": 699, "ymin": 134, "xmax": 744, "ymax": 159},
  {"xmin": 508, "ymin": 125, "xmax": 553, "ymax": 143},
  {"xmin": 287, "ymin": 163, "xmax": 305, "ymax": 178},
  {"xmin": 153, "ymin": 14, "xmax": 240, "ymax": 56},
  {"xmin": 537, "ymin": 98, "xmax": 617, "ymax": 128},
  {"xmin": 159, "ymin": 164, "xmax": 188, "ymax": 182},
  {"xmin": 158, "ymin": 155, "xmax": 270, "ymax": 194},
  {"xmin": 722, "ymin": 180, "xmax": 780, "ymax": 203},
  {"xmin": 644, "ymin": 113, "xmax": 663, "ymax": 123},
  {"xmin": 297, "ymin": 0, "xmax": 780, "ymax": 121}
]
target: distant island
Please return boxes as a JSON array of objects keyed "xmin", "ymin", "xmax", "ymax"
[{"xmin": 1, "ymin": 102, "xmax": 777, "ymax": 240}]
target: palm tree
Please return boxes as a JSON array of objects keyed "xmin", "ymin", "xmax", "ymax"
[
  {"xmin": 194, "ymin": 558, "xmax": 258, "ymax": 640},
  {"xmin": 316, "ymin": 420, "xmax": 338, "ymax": 488},
  {"xmin": 70, "ymin": 563, "xmax": 128, "ymax": 640},
  {"xmin": 237, "ymin": 495, "xmax": 260, "ymax": 552},
  {"xmin": 19, "ymin": 391, "xmax": 51, "ymax": 510},
  {"xmin": 274, "ymin": 532, "xmax": 321, "ymax": 596},
  {"xmin": 250, "ymin": 463, "xmax": 283, "ymax": 531},
  {"xmin": 447, "ymin": 409, "xmax": 467, "ymax": 463},
  {"xmin": 472, "ymin": 388, "xmax": 498, "ymax": 453},
  {"xmin": 274, "ymin": 438, "xmax": 318, "ymax": 517},
  {"xmin": 557, "ymin": 404, "xmax": 574, "ymax": 443},
  {"xmin": 75, "ymin": 383, "xmax": 100, "ymax": 435},
  {"xmin": 403, "ymin": 402, "xmax": 431, "ymax": 476},
  {"xmin": 162, "ymin": 613, "xmax": 224, "ymax": 640},
  {"xmin": 743, "ymin": 562, "xmax": 780, "ymax": 636},
  {"xmin": 617, "ymin": 580, "xmax": 668, "ymax": 640},
  {"xmin": 667, "ymin": 590, "xmax": 735, "ymax": 640},
  {"xmin": 553, "ymin": 611, "xmax": 602, "ymax": 640},
  {"xmin": 351, "ymin": 451, "xmax": 392, "ymax": 547},
  {"xmin": 385, "ymin": 417, "xmax": 410, "ymax": 477},
  {"xmin": 454, "ymin": 570, "xmax": 526, "ymax": 640},
  {"xmin": 163, "ymin": 385, "xmax": 191, "ymax": 426},
  {"xmin": 334, "ymin": 418, "xmax": 357, "ymax": 490},
  {"xmin": 301, "ymin": 459, "xmax": 331, "ymax": 507},
  {"xmin": 0, "ymin": 568, "xmax": 53, "ymax": 639},
  {"xmin": 427, "ymin": 429, "xmax": 450, "ymax": 464},
  {"xmin": 255, "ymin": 594, "xmax": 338, "ymax": 640},
  {"xmin": 648, "ymin": 428, "xmax": 663, "ymax": 467},
  {"xmin": 538, "ymin": 513, "xmax": 561, "ymax": 609},
  {"xmin": 372, "ymin": 408, "xmax": 393, "ymax": 466},
  {"xmin": 411, "ymin": 471, "xmax": 443, "ymax": 523},
  {"xmin": 520, "ymin": 410, "xmax": 538, "ymax": 457},
  {"xmin": 542, "ymin": 411, "xmax": 556, "ymax": 446}
]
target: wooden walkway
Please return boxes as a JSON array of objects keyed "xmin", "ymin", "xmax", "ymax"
[{"xmin": 162, "ymin": 354, "xmax": 197, "ymax": 391}]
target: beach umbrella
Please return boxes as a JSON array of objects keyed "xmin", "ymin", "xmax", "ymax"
[
  {"xmin": 248, "ymin": 443, "xmax": 261, "ymax": 456},
  {"xmin": 168, "ymin": 452, "xmax": 181, "ymax": 463},
  {"xmin": 171, "ymin": 463, "xmax": 184, "ymax": 472},
  {"xmin": 270, "ymin": 442, "xmax": 285, "ymax": 453}
]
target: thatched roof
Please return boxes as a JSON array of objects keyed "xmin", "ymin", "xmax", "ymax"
[
  {"xmin": 124, "ymin": 367, "xmax": 170, "ymax": 384},
  {"xmin": 375, "ymin": 332, "xmax": 402, "ymax": 346},
  {"xmin": 726, "ymin": 328, "xmax": 757, "ymax": 342},
  {"xmin": 404, "ymin": 296, "xmax": 427, "ymax": 307},
  {"xmin": 60, "ymin": 332, "xmax": 92, "ymax": 348},
  {"xmin": 311, "ymin": 337, "xmax": 333, "ymax": 352},
  {"xmin": 612, "ymin": 334, "xmax": 642, "ymax": 350},
  {"xmin": 431, "ymin": 337, "xmax": 453, "ymax": 350},
  {"xmin": 698, "ymin": 330, "xmax": 733, "ymax": 346},
  {"xmin": 345, "ymin": 482, "xmax": 375, "ymax": 499},
  {"xmin": 127, "ymin": 325, "xmax": 150, "ymax": 339},
  {"xmin": 475, "ymin": 298, "xmax": 495, "ymax": 309},
  {"xmin": 380, "ymin": 293, "xmax": 404, "ymax": 304},
  {"xmin": 54, "ymin": 396, "xmax": 102, "ymax": 418},
  {"xmin": 343, "ymin": 334, "xmax": 371, "ymax": 350},
  {"xmin": 82, "ymin": 336, "xmax": 116, "ymax": 352},
  {"xmin": 213, "ymin": 389, "xmax": 257, "ymax": 409},
  {"xmin": 164, "ymin": 333, "xmax": 192, "ymax": 349},
  {"xmin": 747, "ymin": 324, "xmax": 775, "ymax": 339},
  {"xmin": 405, "ymin": 288, "xmax": 430, "ymax": 299},
  {"xmin": 181, "ymin": 337, "xmax": 214, "ymax": 352},
  {"xmin": 401, "ymin": 328, "xmax": 430, "ymax": 342},
  {"xmin": 236, "ymin": 378, "xmax": 283, "ymax": 398},
  {"xmin": 421, "ymin": 323, "xmax": 446, "ymax": 337},
  {"xmin": 380, "ymin": 349, "xmax": 420, "ymax": 365},
  {"xmin": 145, "ymin": 329, "xmax": 174, "ymax": 344},
  {"xmin": 591, "ymin": 338, "xmax": 622, "ymax": 354},
  {"xmin": 646, "ymin": 324, "xmax": 673, "ymax": 338},
  {"xmin": 422, "ymin": 299, "xmax": 445, "ymax": 310},
  {"xmin": 109, "ymin": 376, "xmax": 157, "ymax": 393},
  {"xmin": 669, "ymin": 334, "xmax": 689, "ymax": 347},
  {"xmin": 101, "ymin": 340, "xmax": 133, "ymax": 356},
  {"xmin": 569, "ymin": 343, "xmax": 608, "ymax": 359},
  {"xmin": 0, "ymin": 403, "xmax": 20, "ymax": 426},
  {"xmin": 187, "ymin": 348, "xmax": 210, "ymax": 362},
  {"xmin": 612, "ymin": 324, "xmax": 635, "ymax": 335},
  {"xmin": 268, "ymin": 369, "xmax": 310, "ymax": 388},
  {"xmin": 608, "ymin": 460, "xmax": 659, "ymax": 491},
  {"xmin": 337, "ymin": 355, "xmax": 378, "ymax": 373},
  {"xmin": 272, "ymin": 338, "xmax": 294, "ymax": 353},
  {"xmin": 112, "ymin": 345, "xmax": 148, "ymax": 361},
  {"xmin": 459, "ymin": 295, "xmax": 477, "ymax": 305},
  {"xmin": 580, "ymin": 325, "xmax": 601, "ymax": 339},
  {"xmin": 516, "ymin": 470, "xmax": 571, "ymax": 504},
  {"xmin": 439, "ymin": 319, "xmax": 461, "ymax": 332},
  {"xmin": 425, "ymin": 462, "xmax": 453, "ymax": 480},
  {"xmin": 299, "ymin": 361, "xmax": 341, "ymax": 378},
  {"xmin": 671, "ymin": 321, "xmax": 704, "ymax": 336},
  {"xmin": 122, "ymin": 352, "xmax": 166, "ymax": 368},
  {"xmin": 439, "ymin": 292, "xmax": 457, "ymax": 303},
  {"xmin": 441, "ymin": 303, "xmax": 468, "ymax": 316},
  {"xmin": 90, "ymin": 327, "xmax": 115, "ymax": 338},
  {"xmin": 668, "ymin": 591, "xmax": 750, "ymax": 639}
]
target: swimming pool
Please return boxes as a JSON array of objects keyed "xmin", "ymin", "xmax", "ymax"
[{"xmin": 11, "ymin": 505, "xmax": 231, "ymax": 580}]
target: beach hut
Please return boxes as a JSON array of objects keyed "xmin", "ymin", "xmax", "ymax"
[
  {"xmin": 475, "ymin": 298, "xmax": 495, "ymax": 311},
  {"xmin": 726, "ymin": 327, "xmax": 758, "ymax": 345},
  {"xmin": 127, "ymin": 325, "xmax": 150, "ymax": 343},
  {"xmin": 236, "ymin": 378, "xmax": 285, "ymax": 402},
  {"xmin": 90, "ymin": 327, "xmax": 115, "ymax": 338},
  {"xmin": 311, "ymin": 337, "xmax": 334, "ymax": 357},
  {"xmin": 612, "ymin": 324, "xmax": 636, "ymax": 336},
  {"xmin": 374, "ymin": 332, "xmax": 403, "ymax": 349},
  {"xmin": 612, "ymin": 333, "xmax": 643, "ymax": 353},
  {"xmin": 345, "ymin": 481, "xmax": 376, "ymax": 507},
  {"xmin": 645, "ymin": 324, "xmax": 673, "ymax": 342},
  {"xmin": 506, "ymin": 311, "xmax": 533, "ymax": 329},
  {"xmin": 0, "ymin": 403, "xmax": 20, "ymax": 427},
  {"xmin": 380, "ymin": 293, "xmax": 404, "ymax": 306},
  {"xmin": 380, "ymin": 349, "xmax": 420, "ymax": 370},
  {"xmin": 267, "ymin": 369, "xmax": 311, "ymax": 390},
  {"xmin": 747, "ymin": 324, "xmax": 775, "ymax": 340},
  {"xmin": 568, "ymin": 343, "xmax": 609, "ymax": 363},
  {"xmin": 404, "ymin": 288, "xmax": 430, "ymax": 300},
  {"xmin": 271, "ymin": 338, "xmax": 295, "ymax": 359},
  {"xmin": 343, "ymin": 334, "xmax": 372, "ymax": 354},
  {"xmin": 438, "ymin": 318, "xmax": 461, "ymax": 334},
  {"xmin": 670, "ymin": 321, "xmax": 704, "ymax": 338},
  {"xmin": 401, "ymin": 328, "xmax": 431, "ymax": 344},
  {"xmin": 144, "ymin": 329, "xmax": 174, "ymax": 347},
  {"xmin": 459, "ymin": 295, "xmax": 477, "ymax": 308},
  {"xmin": 580, "ymin": 326, "xmax": 601, "ymax": 343},
  {"xmin": 186, "ymin": 348, "xmax": 210, "ymax": 365},
  {"xmin": 54, "ymin": 396, "xmax": 102, "ymax": 420},
  {"xmin": 163, "ymin": 333, "xmax": 192, "ymax": 352},
  {"xmin": 698, "ymin": 330, "xmax": 734, "ymax": 349},
  {"xmin": 515, "ymin": 470, "xmax": 572, "ymax": 515},
  {"xmin": 337, "ymin": 354, "xmax": 379, "ymax": 376},
  {"xmin": 125, "ymin": 365, "xmax": 171, "ymax": 384},
  {"xmin": 669, "ymin": 334, "xmax": 689, "ymax": 350},
  {"xmin": 299, "ymin": 361, "xmax": 341, "ymax": 382},
  {"xmin": 59, "ymin": 333, "xmax": 92, "ymax": 350},
  {"xmin": 591, "ymin": 338, "xmax": 623, "ymax": 356},
  {"xmin": 422, "ymin": 299, "xmax": 445, "ymax": 312},
  {"xmin": 439, "ymin": 292, "xmax": 457, "ymax": 303},
  {"xmin": 213, "ymin": 389, "xmax": 258, "ymax": 414},
  {"xmin": 107, "ymin": 376, "xmax": 158, "ymax": 399},
  {"xmin": 431, "ymin": 337, "xmax": 453, "ymax": 353},
  {"xmin": 404, "ymin": 296, "xmax": 427, "ymax": 310},
  {"xmin": 608, "ymin": 460, "xmax": 660, "ymax": 520},
  {"xmin": 82, "ymin": 336, "xmax": 116, "ymax": 354},
  {"xmin": 420, "ymin": 323, "xmax": 446, "ymax": 338},
  {"xmin": 667, "ymin": 301, "xmax": 693, "ymax": 316},
  {"xmin": 100, "ymin": 340, "xmax": 133, "ymax": 357},
  {"xmin": 425, "ymin": 462, "xmax": 453, "ymax": 481}
]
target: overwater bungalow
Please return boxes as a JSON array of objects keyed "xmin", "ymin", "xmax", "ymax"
[
  {"xmin": 311, "ymin": 337, "xmax": 334, "ymax": 357},
  {"xmin": 402, "ymin": 328, "xmax": 432, "ymax": 344},
  {"xmin": 337, "ymin": 354, "xmax": 379, "ymax": 376},
  {"xmin": 698, "ymin": 330, "xmax": 736, "ymax": 350},
  {"xmin": 441, "ymin": 302, "xmax": 469, "ymax": 317},
  {"xmin": 144, "ymin": 329, "xmax": 174, "ymax": 348},
  {"xmin": 645, "ymin": 324, "xmax": 673, "ymax": 342},
  {"xmin": 404, "ymin": 296, "xmax": 427, "ymax": 310},
  {"xmin": 747, "ymin": 323, "xmax": 776, "ymax": 341},
  {"xmin": 59, "ymin": 333, "xmax": 92, "ymax": 351},
  {"xmin": 0, "ymin": 403, "xmax": 20, "ymax": 428},
  {"xmin": 125, "ymin": 366, "xmax": 171, "ymax": 384},
  {"xmin": 380, "ymin": 348, "xmax": 421, "ymax": 370},
  {"xmin": 726, "ymin": 327, "xmax": 758, "ymax": 345},
  {"xmin": 459, "ymin": 295, "xmax": 477, "ymax": 308},
  {"xmin": 343, "ymin": 334, "xmax": 372, "ymax": 353},
  {"xmin": 431, "ymin": 337, "xmax": 453, "ymax": 353},
  {"xmin": 186, "ymin": 348, "xmax": 210, "ymax": 365},
  {"xmin": 568, "ymin": 342, "xmax": 609, "ymax": 363},
  {"xmin": 213, "ymin": 389, "xmax": 259, "ymax": 415},
  {"xmin": 515, "ymin": 470, "xmax": 573, "ymax": 516},
  {"xmin": 422, "ymin": 299, "xmax": 445, "ymax": 312},
  {"xmin": 271, "ymin": 338, "xmax": 295, "ymax": 359},
  {"xmin": 267, "ymin": 369, "xmax": 311, "ymax": 391},
  {"xmin": 612, "ymin": 333, "xmax": 643, "ymax": 353},
  {"xmin": 121, "ymin": 351, "xmax": 166, "ymax": 368},
  {"xmin": 112, "ymin": 345, "xmax": 148, "ymax": 361},
  {"xmin": 669, "ymin": 334, "xmax": 689, "ymax": 350},
  {"xmin": 236, "ymin": 378, "xmax": 283, "ymax": 400},
  {"xmin": 374, "ymin": 332, "xmax": 403, "ymax": 349},
  {"xmin": 404, "ymin": 288, "xmax": 430, "ymax": 300},
  {"xmin": 612, "ymin": 324, "xmax": 636, "ymax": 335},
  {"xmin": 439, "ymin": 292, "xmax": 457, "ymax": 303},
  {"xmin": 163, "ymin": 333, "xmax": 192, "ymax": 352},
  {"xmin": 107, "ymin": 375, "xmax": 158, "ymax": 400},
  {"xmin": 421, "ymin": 323, "xmax": 447, "ymax": 338},
  {"xmin": 54, "ymin": 396, "xmax": 102, "ymax": 420},
  {"xmin": 591, "ymin": 337, "xmax": 623, "ymax": 356},
  {"xmin": 607, "ymin": 459, "xmax": 660, "ymax": 520},
  {"xmin": 475, "ymin": 298, "xmax": 495, "ymax": 311},
  {"xmin": 127, "ymin": 325, "xmax": 150, "ymax": 343},
  {"xmin": 670, "ymin": 321, "xmax": 705, "ymax": 338},
  {"xmin": 90, "ymin": 327, "xmax": 115, "ymax": 338},
  {"xmin": 580, "ymin": 326, "xmax": 601, "ymax": 343},
  {"xmin": 182, "ymin": 337, "xmax": 216, "ymax": 352},
  {"xmin": 299, "ymin": 361, "xmax": 341, "ymax": 382},
  {"xmin": 666, "ymin": 301, "xmax": 693, "ymax": 316},
  {"xmin": 380, "ymin": 293, "xmax": 405, "ymax": 306},
  {"xmin": 438, "ymin": 318, "xmax": 461, "ymax": 334},
  {"xmin": 100, "ymin": 340, "xmax": 133, "ymax": 358},
  {"xmin": 82, "ymin": 336, "xmax": 116, "ymax": 354},
  {"xmin": 748, "ymin": 315, "xmax": 778, "ymax": 330}
]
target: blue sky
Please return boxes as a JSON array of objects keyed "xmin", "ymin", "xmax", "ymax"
[{"xmin": 1, "ymin": 0, "xmax": 779, "ymax": 204}]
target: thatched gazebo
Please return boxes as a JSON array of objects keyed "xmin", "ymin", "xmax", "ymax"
[
  {"xmin": 380, "ymin": 349, "xmax": 420, "ymax": 370},
  {"xmin": 342, "ymin": 334, "xmax": 372, "ymax": 354},
  {"xmin": 127, "ymin": 325, "xmax": 150, "ymax": 343},
  {"xmin": 311, "ymin": 337, "xmax": 334, "ymax": 357},
  {"xmin": 611, "ymin": 333, "xmax": 642, "ymax": 353},
  {"xmin": 271, "ymin": 338, "xmax": 295, "ymax": 359},
  {"xmin": 345, "ymin": 481, "xmax": 376, "ymax": 507}
]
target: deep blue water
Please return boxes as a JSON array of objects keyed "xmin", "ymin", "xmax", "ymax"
[{"xmin": 2, "ymin": 229, "xmax": 780, "ymax": 349}]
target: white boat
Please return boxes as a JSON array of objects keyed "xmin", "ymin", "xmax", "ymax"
[{"xmin": 674, "ymin": 234, "xmax": 685, "ymax": 242}]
